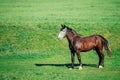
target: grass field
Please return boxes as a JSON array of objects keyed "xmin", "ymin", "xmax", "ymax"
[{"xmin": 0, "ymin": 0, "xmax": 120, "ymax": 80}]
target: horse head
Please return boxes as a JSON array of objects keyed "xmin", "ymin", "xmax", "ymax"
[{"xmin": 58, "ymin": 24, "xmax": 67, "ymax": 40}]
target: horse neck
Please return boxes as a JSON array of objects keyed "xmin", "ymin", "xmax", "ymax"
[{"xmin": 66, "ymin": 30, "xmax": 77, "ymax": 43}]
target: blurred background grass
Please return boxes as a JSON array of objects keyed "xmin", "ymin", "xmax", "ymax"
[
  {"xmin": 0, "ymin": 0, "xmax": 120, "ymax": 80},
  {"xmin": 0, "ymin": 0, "xmax": 120, "ymax": 56}
]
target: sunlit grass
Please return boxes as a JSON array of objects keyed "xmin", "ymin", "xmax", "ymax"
[{"xmin": 0, "ymin": 0, "xmax": 120, "ymax": 80}]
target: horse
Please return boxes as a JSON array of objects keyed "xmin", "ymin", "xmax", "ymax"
[{"xmin": 58, "ymin": 24, "xmax": 112, "ymax": 70}]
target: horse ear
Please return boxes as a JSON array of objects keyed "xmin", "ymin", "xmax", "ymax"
[
  {"xmin": 64, "ymin": 24, "xmax": 66, "ymax": 27},
  {"xmin": 64, "ymin": 25, "xmax": 69, "ymax": 29},
  {"xmin": 61, "ymin": 24, "xmax": 64, "ymax": 27},
  {"xmin": 61, "ymin": 24, "xmax": 66, "ymax": 28}
]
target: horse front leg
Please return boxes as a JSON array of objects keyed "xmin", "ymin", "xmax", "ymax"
[
  {"xmin": 70, "ymin": 52, "xmax": 75, "ymax": 70},
  {"xmin": 76, "ymin": 51, "xmax": 82, "ymax": 70}
]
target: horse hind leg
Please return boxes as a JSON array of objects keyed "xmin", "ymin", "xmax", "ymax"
[
  {"xmin": 98, "ymin": 51, "xmax": 104, "ymax": 69},
  {"xmin": 95, "ymin": 47, "xmax": 104, "ymax": 68}
]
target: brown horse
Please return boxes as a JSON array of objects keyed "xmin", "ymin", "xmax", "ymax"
[{"xmin": 58, "ymin": 25, "xmax": 112, "ymax": 70}]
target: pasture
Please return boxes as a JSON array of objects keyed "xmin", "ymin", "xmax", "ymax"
[{"xmin": 0, "ymin": 0, "xmax": 120, "ymax": 80}]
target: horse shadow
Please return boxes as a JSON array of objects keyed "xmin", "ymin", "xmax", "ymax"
[{"xmin": 35, "ymin": 63, "xmax": 97, "ymax": 68}]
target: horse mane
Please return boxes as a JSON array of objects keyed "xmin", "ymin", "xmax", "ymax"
[{"xmin": 63, "ymin": 25, "xmax": 83, "ymax": 37}]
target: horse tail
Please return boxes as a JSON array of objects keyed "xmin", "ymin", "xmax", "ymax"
[{"xmin": 103, "ymin": 38, "xmax": 112, "ymax": 57}]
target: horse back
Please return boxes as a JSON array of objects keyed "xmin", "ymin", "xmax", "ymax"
[{"xmin": 73, "ymin": 34, "xmax": 104, "ymax": 52}]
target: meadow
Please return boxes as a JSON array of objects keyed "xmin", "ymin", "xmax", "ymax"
[{"xmin": 0, "ymin": 0, "xmax": 120, "ymax": 80}]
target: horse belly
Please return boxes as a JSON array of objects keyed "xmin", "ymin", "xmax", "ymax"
[
  {"xmin": 74, "ymin": 41, "xmax": 96, "ymax": 52},
  {"xmin": 82, "ymin": 42, "xmax": 96, "ymax": 51}
]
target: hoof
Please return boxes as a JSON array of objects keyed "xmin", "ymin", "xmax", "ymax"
[
  {"xmin": 69, "ymin": 68, "xmax": 73, "ymax": 70},
  {"xmin": 99, "ymin": 65, "xmax": 103, "ymax": 69},
  {"xmin": 79, "ymin": 66, "xmax": 82, "ymax": 70}
]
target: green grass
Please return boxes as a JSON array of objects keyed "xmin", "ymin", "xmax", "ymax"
[{"xmin": 0, "ymin": 0, "xmax": 120, "ymax": 80}]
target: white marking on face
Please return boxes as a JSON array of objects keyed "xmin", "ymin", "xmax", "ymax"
[{"xmin": 58, "ymin": 28, "xmax": 67, "ymax": 40}]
